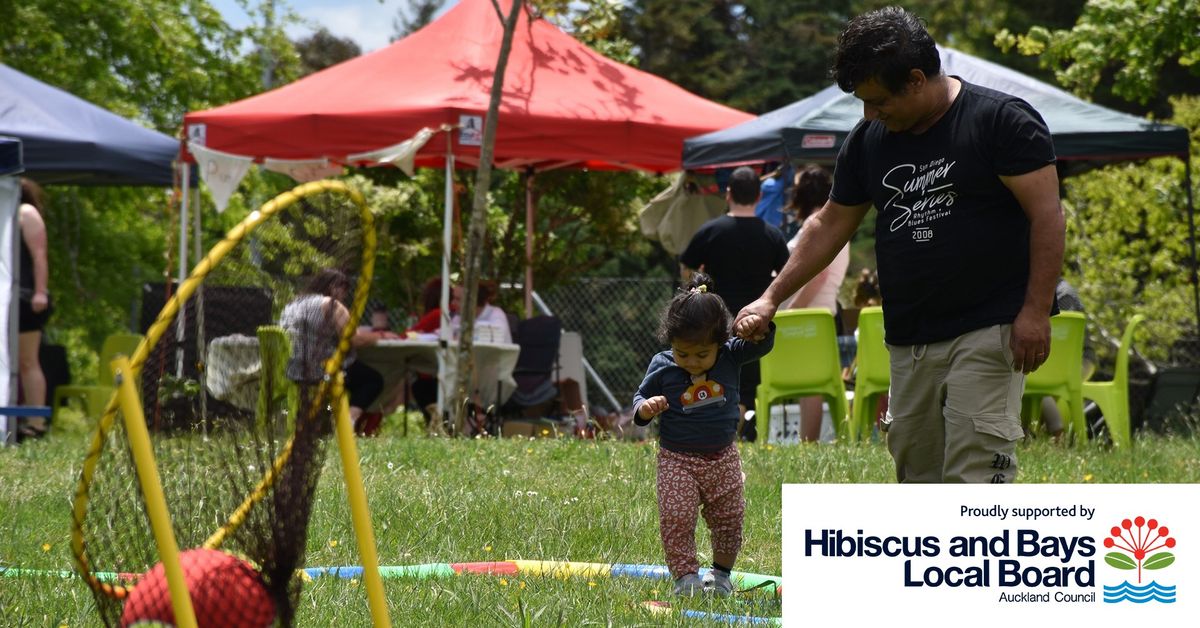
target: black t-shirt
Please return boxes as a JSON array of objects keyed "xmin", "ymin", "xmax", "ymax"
[
  {"xmin": 680, "ymin": 215, "xmax": 790, "ymax": 315},
  {"xmin": 830, "ymin": 78, "xmax": 1056, "ymax": 345}
]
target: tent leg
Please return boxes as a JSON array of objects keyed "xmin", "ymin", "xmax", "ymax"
[
  {"xmin": 525, "ymin": 168, "xmax": 535, "ymax": 319},
  {"xmin": 1186, "ymin": 155, "xmax": 1199, "ymax": 337},
  {"xmin": 437, "ymin": 133, "xmax": 455, "ymax": 424}
]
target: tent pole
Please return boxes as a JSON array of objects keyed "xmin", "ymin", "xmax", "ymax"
[
  {"xmin": 437, "ymin": 131, "xmax": 455, "ymax": 426},
  {"xmin": 1186, "ymin": 154, "xmax": 1199, "ymax": 337},
  {"xmin": 525, "ymin": 168, "xmax": 535, "ymax": 319},
  {"xmin": 176, "ymin": 163, "xmax": 190, "ymax": 377}
]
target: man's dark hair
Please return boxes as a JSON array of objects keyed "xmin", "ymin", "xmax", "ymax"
[
  {"xmin": 727, "ymin": 166, "xmax": 761, "ymax": 206},
  {"xmin": 832, "ymin": 6, "xmax": 940, "ymax": 94}
]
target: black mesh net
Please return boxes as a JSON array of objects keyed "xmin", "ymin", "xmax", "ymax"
[{"xmin": 71, "ymin": 181, "xmax": 373, "ymax": 628}]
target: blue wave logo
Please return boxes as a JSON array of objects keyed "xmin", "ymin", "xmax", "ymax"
[{"xmin": 1103, "ymin": 581, "xmax": 1176, "ymax": 604}]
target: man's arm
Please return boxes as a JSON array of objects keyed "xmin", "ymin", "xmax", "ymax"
[
  {"xmin": 734, "ymin": 200, "xmax": 869, "ymax": 338},
  {"xmin": 1000, "ymin": 163, "xmax": 1064, "ymax": 374}
]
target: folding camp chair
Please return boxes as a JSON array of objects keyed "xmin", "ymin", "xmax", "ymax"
[
  {"xmin": 503, "ymin": 315, "xmax": 563, "ymax": 421},
  {"xmin": 51, "ymin": 332, "xmax": 144, "ymax": 422}
]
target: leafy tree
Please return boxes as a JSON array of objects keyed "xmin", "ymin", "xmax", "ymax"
[
  {"xmin": 0, "ymin": 0, "xmax": 297, "ymax": 380},
  {"xmin": 1061, "ymin": 97, "xmax": 1200, "ymax": 366},
  {"xmin": 393, "ymin": 0, "xmax": 446, "ymax": 40},
  {"xmin": 886, "ymin": 0, "xmax": 1085, "ymax": 84},
  {"xmin": 295, "ymin": 28, "xmax": 361, "ymax": 76},
  {"xmin": 995, "ymin": 0, "xmax": 1200, "ymax": 116}
]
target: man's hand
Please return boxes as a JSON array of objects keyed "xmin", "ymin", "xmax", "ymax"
[
  {"xmin": 638, "ymin": 396, "xmax": 668, "ymax": 420},
  {"xmin": 734, "ymin": 298, "xmax": 777, "ymax": 340},
  {"xmin": 1010, "ymin": 306, "xmax": 1050, "ymax": 374},
  {"xmin": 30, "ymin": 292, "xmax": 48, "ymax": 313}
]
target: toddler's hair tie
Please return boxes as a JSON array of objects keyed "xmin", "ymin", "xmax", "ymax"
[{"xmin": 690, "ymin": 285, "xmax": 707, "ymax": 294}]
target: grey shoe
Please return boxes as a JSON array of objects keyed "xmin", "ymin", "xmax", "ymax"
[
  {"xmin": 672, "ymin": 573, "xmax": 703, "ymax": 597},
  {"xmin": 702, "ymin": 570, "xmax": 734, "ymax": 597}
]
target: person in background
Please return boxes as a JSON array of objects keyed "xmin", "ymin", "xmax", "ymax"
[
  {"xmin": 280, "ymin": 269, "xmax": 385, "ymax": 436},
  {"xmin": 853, "ymin": 267, "xmax": 882, "ymax": 308},
  {"xmin": 779, "ymin": 165, "xmax": 850, "ymax": 442},
  {"xmin": 17, "ymin": 178, "xmax": 52, "ymax": 440},
  {"xmin": 409, "ymin": 277, "xmax": 461, "ymax": 335},
  {"xmin": 735, "ymin": 7, "xmax": 1064, "ymax": 483},
  {"xmin": 451, "ymin": 282, "xmax": 512, "ymax": 344},
  {"xmin": 633, "ymin": 273, "xmax": 775, "ymax": 597},
  {"xmin": 680, "ymin": 166, "xmax": 790, "ymax": 442}
]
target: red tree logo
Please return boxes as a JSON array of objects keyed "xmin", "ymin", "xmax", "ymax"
[{"xmin": 1103, "ymin": 516, "xmax": 1176, "ymax": 583}]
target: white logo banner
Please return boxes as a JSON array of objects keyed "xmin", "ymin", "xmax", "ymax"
[{"xmin": 782, "ymin": 484, "xmax": 1198, "ymax": 627}]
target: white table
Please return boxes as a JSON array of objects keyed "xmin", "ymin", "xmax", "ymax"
[
  {"xmin": 205, "ymin": 334, "xmax": 520, "ymax": 415},
  {"xmin": 357, "ymin": 339, "xmax": 520, "ymax": 410}
]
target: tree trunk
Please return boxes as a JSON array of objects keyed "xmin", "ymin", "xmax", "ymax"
[{"xmin": 452, "ymin": 0, "xmax": 524, "ymax": 434}]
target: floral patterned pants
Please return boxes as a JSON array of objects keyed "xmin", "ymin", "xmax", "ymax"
[{"xmin": 656, "ymin": 444, "xmax": 744, "ymax": 578}]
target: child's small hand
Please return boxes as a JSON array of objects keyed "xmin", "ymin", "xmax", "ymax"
[
  {"xmin": 638, "ymin": 396, "xmax": 668, "ymax": 420},
  {"xmin": 734, "ymin": 313, "xmax": 762, "ymax": 339}
]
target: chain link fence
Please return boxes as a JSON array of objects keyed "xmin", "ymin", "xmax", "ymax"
[
  {"xmin": 533, "ymin": 278, "xmax": 677, "ymax": 415},
  {"xmin": 509, "ymin": 277, "xmax": 1199, "ymax": 439}
]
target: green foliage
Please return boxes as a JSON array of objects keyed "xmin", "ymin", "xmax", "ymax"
[
  {"xmin": 0, "ymin": 0, "xmax": 296, "ymax": 130},
  {"xmin": 392, "ymin": 0, "xmax": 446, "ymax": 40},
  {"xmin": 295, "ymin": 27, "xmax": 362, "ymax": 76},
  {"xmin": 1062, "ymin": 96, "xmax": 1200, "ymax": 365},
  {"xmin": 623, "ymin": 0, "xmax": 855, "ymax": 113},
  {"xmin": 996, "ymin": 0, "xmax": 1200, "ymax": 110},
  {"xmin": 0, "ymin": 0, "xmax": 298, "ymax": 382}
]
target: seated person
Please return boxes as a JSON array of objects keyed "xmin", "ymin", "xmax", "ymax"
[
  {"xmin": 450, "ymin": 282, "xmax": 512, "ymax": 344},
  {"xmin": 281, "ymin": 269, "xmax": 386, "ymax": 436}
]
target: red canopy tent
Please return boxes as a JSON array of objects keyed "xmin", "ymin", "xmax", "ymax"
[
  {"xmin": 183, "ymin": 0, "xmax": 750, "ymax": 414},
  {"xmin": 184, "ymin": 0, "xmax": 750, "ymax": 173}
]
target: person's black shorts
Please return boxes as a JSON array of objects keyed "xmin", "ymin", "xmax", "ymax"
[{"xmin": 18, "ymin": 294, "xmax": 53, "ymax": 333}]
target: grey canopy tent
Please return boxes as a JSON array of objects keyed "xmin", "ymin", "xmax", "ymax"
[
  {"xmin": 681, "ymin": 45, "xmax": 1197, "ymax": 328},
  {"xmin": 682, "ymin": 46, "xmax": 1189, "ymax": 169},
  {"xmin": 0, "ymin": 63, "xmax": 180, "ymax": 186}
]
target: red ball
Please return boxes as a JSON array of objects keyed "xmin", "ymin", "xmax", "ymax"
[{"xmin": 121, "ymin": 548, "xmax": 275, "ymax": 628}]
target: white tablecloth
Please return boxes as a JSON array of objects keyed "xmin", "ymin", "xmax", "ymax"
[
  {"xmin": 357, "ymin": 339, "xmax": 520, "ymax": 409},
  {"xmin": 206, "ymin": 336, "xmax": 520, "ymax": 412}
]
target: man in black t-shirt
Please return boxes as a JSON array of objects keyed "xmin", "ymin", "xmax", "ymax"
[
  {"xmin": 681, "ymin": 166, "xmax": 791, "ymax": 441},
  {"xmin": 733, "ymin": 7, "xmax": 1064, "ymax": 483}
]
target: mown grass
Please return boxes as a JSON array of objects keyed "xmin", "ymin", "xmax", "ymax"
[{"xmin": 1, "ymin": 412, "xmax": 1197, "ymax": 626}]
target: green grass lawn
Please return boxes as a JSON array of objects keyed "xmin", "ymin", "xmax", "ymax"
[{"xmin": 2, "ymin": 413, "xmax": 1197, "ymax": 626}]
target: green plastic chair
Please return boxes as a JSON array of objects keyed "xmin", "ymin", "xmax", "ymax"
[
  {"xmin": 756, "ymin": 308, "xmax": 849, "ymax": 442},
  {"xmin": 51, "ymin": 332, "xmax": 144, "ymax": 422},
  {"xmin": 1082, "ymin": 314, "xmax": 1145, "ymax": 448},
  {"xmin": 851, "ymin": 306, "xmax": 889, "ymax": 441},
  {"xmin": 1020, "ymin": 311, "xmax": 1086, "ymax": 443},
  {"xmin": 256, "ymin": 325, "xmax": 298, "ymax": 434}
]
